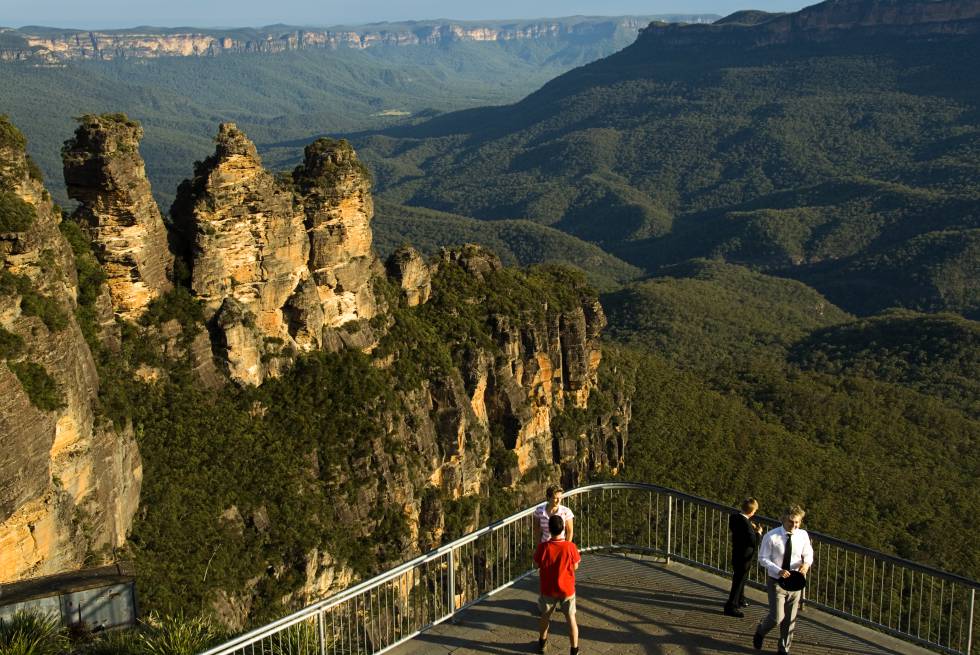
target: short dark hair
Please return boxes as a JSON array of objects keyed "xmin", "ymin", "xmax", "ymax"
[
  {"xmin": 546, "ymin": 485, "xmax": 562, "ymax": 498},
  {"xmin": 548, "ymin": 514, "xmax": 564, "ymax": 537}
]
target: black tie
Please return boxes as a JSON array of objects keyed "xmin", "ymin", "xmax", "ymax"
[{"xmin": 782, "ymin": 532, "xmax": 793, "ymax": 571}]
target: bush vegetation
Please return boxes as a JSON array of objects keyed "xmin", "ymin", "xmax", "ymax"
[
  {"xmin": 0, "ymin": 611, "xmax": 69, "ymax": 655},
  {"xmin": 0, "ymin": 190, "xmax": 37, "ymax": 232},
  {"xmin": 9, "ymin": 361, "xmax": 65, "ymax": 411}
]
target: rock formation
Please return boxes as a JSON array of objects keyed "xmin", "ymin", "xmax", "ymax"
[
  {"xmin": 386, "ymin": 245, "xmax": 432, "ymax": 307},
  {"xmin": 171, "ymin": 125, "xmax": 381, "ymax": 384},
  {"xmin": 62, "ymin": 114, "xmax": 173, "ymax": 321},
  {"xmin": 0, "ymin": 117, "xmax": 141, "ymax": 583},
  {"xmin": 170, "ymin": 123, "xmax": 309, "ymax": 384},
  {"xmin": 1, "ymin": 116, "xmax": 629, "ymax": 626},
  {"xmin": 292, "ymin": 137, "xmax": 382, "ymax": 335}
]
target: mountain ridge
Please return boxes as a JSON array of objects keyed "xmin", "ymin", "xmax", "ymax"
[
  {"xmin": 641, "ymin": 0, "xmax": 980, "ymax": 46},
  {"xmin": 0, "ymin": 16, "xmax": 717, "ymax": 62}
]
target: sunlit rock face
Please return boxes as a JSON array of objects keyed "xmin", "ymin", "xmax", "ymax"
[
  {"xmin": 292, "ymin": 137, "xmax": 382, "ymax": 334},
  {"xmin": 171, "ymin": 125, "xmax": 382, "ymax": 384},
  {"xmin": 386, "ymin": 245, "xmax": 432, "ymax": 307},
  {"xmin": 1, "ymin": 117, "xmax": 141, "ymax": 583},
  {"xmin": 62, "ymin": 114, "xmax": 174, "ymax": 321},
  {"xmin": 8, "ymin": 18, "xmax": 653, "ymax": 62}
]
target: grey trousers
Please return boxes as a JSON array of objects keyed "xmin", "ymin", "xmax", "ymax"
[{"xmin": 757, "ymin": 577, "xmax": 802, "ymax": 652}]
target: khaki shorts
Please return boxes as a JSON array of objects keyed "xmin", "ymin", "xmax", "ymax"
[{"xmin": 538, "ymin": 594, "xmax": 576, "ymax": 617}]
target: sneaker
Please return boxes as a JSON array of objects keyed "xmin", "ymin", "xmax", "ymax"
[{"xmin": 752, "ymin": 631, "xmax": 763, "ymax": 650}]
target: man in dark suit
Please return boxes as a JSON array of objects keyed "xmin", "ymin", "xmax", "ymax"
[{"xmin": 725, "ymin": 497, "xmax": 763, "ymax": 617}]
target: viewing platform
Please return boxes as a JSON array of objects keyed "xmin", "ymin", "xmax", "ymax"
[
  {"xmin": 391, "ymin": 553, "xmax": 932, "ymax": 654},
  {"xmin": 202, "ymin": 483, "xmax": 978, "ymax": 655}
]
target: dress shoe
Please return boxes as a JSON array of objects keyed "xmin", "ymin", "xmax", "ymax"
[
  {"xmin": 753, "ymin": 631, "xmax": 764, "ymax": 649},
  {"xmin": 724, "ymin": 607, "xmax": 745, "ymax": 618}
]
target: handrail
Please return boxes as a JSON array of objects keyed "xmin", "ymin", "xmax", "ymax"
[
  {"xmin": 565, "ymin": 483, "xmax": 980, "ymax": 587},
  {"xmin": 200, "ymin": 482, "xmax": 979, "ymax": 655}
]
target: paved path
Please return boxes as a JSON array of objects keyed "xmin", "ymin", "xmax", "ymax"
[{"xmin": 390, "ymin": 553, "xmax": 933, "ymax": 655}]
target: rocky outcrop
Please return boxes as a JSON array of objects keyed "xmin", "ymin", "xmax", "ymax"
[
  {"xmin": 171, "ymin": 125, "xmax": 381, "ymax": 384},
  {"xmin": 386, "ymin": 245, "xmax": 431, "ymax": 307},
  {"xmin": 425, "ymin": 246, "xmax": 618, "ymax": 492},
  {"xmin": 293, "ymin": 138, "xmax": 382, "ymax": 332},
  {"xmin": 62, "ymin": 114, "xmax": 173, "ymax": 321},
  {"xmin": 1, "ymin": 17, "xmax": 664, "ymax": 62},
  {"xmin": 1, "ymin": 115, "xmax": 630, "ymax": 625},
  {"xmin": 0, "ymin": 117, "xmax": 141, "ymax": 583},
  {"xmin": 171, "ymin": 123, "xmax": 309, "ymax": 385}
]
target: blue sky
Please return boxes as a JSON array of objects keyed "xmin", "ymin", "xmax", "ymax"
[{"xmin": 4, "ymin": 1, "xmax": 815, "ymax": 29}]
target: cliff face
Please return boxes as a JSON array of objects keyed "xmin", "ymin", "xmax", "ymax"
[
  {"xmin": 641, "ymin": 0, "xmax": 980, "ymax": 47},
  {"xmin": 0, "ymin": 18, "xmax": 654, "ymax": 62},
  {"xmin": 0, "ymin": 118, "xmax": 141, "ymax": 583},
  {"xmin": 62, "ymin": 114, "xmax": 173, "ymax": 321},
  {"xmin": 2, "ymin": 114, "xmax": 629, "ymax": 626},
  {"xmin": 171, "ymin": 124, "xmax": 380, "ymax": 384}
]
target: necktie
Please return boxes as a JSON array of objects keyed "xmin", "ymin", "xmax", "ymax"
[{"xmin": 782, "ymin": 532, "xmax": 793, "ymax": 571}]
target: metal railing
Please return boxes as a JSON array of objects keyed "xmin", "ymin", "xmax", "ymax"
[{"xmin": 201, "ymin": 482, "xmax": 978, "ymax": 655}]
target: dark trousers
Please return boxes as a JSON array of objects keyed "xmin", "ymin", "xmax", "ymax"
[{"xmin": 726, "ymin": 559, "xmax": 751, "ymax": 609}]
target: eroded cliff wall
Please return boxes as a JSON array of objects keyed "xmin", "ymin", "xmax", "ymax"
[
  {"xmin": 0, "ymin": 18, "xmax": 656, "ymax": 62},
  {"xmin": 1, "ymin": 115, "xmax": 629, "ymax": 627},
  {"xmin": 0, "ymin": 118, "xmax": 141, "ymax": 583}
]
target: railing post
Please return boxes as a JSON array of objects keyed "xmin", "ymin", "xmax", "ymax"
[
  {"xmin": 666, "ymin": 495, "xmax": 673, "ymax": 565},
  {"xmin": 968, "ymin": 587, "xmax": 975, "ymax": 655},
  {"xmin": 609, "ymin": 489, "xmax": 614, "ymax": 547},
  {"xmin": 447, "ymin": 548, "xmax": 456, "ymax": 618},
  {"xmin": 317, "ymin": 609, "xmax": 326, "ymax": 655}
]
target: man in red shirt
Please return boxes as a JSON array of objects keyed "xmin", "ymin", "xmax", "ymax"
[{"xmin": 533, "ymin": 514, "xmax": 581, "ymax": 655}]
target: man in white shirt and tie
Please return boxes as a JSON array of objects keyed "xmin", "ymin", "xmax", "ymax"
[{"xmin": 753, "ymin": 505, "xmax": 814, "ymax": 654}]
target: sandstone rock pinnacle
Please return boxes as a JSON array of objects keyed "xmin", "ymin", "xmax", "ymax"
[
  {"xmin": 62, "ymin": 113, "xmax": 173, "ymax": 320},
  {"xmin": 293, "ymin": 138, "xmax": 382, "ymax": 328}
]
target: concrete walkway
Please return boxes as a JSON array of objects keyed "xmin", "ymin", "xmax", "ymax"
[{"xmin": 390, "ymin": 553, "xmax": 934, "ymax": 655}]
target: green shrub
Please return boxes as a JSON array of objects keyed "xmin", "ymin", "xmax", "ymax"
[
  {"xmin": 78, "ymin": 629, "xmax": 142, "ymax": 655},
  {"xmin": 0, "ymin": 611, "xmax": 69, "ymax": 655},
  {"xmin": 25, "ymin": 155, "xmax": 44, "ymax": 182},
  {"xmin": 0, "ymin": 114, "xmax": 27, "ymax": 151},
  {"xmin": 0, "ymin": 326, "xmax": 24, "ymax": 358},
  {"xmin": 19, "ymin": 291, "xmax": 69, "ymax": 332},
  {"xmin": 9, "ymin": 361, "xmax": 65, "ymax": 411},
  {"xmin": 0, "ymin": 269, "xmax": 69, "ymax": 332},
  {"xmin": 135, "ymin": 612, "xmax": 222, "ymax": 655},
  {"xmin": 0, "ymin": 190, "xmax": 36, "ymax": 232}
]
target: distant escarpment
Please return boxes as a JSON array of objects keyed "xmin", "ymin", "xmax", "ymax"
[
  {"xmin": 0, "ymin": 117, "xmax": 140, "ymax": 583},
  {"xmin": 1, "ymin": 114, "xmax": 629, "ymax": 623},
  {"xmin": 0, "ymin": 16, "xmax": 674, "ymax": 63},
  {"xmin": 642, "ymin": 0, "xmax": 980, "ymax": 46}
]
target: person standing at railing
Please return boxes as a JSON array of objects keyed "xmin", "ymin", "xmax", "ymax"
[
  {"xmin": 753, "ymin": 505, "xmax": 814, "ymax": 655},
  {"xmin": 724, "ymin": 497, "xmax": 763, "ymax": 618},
  {"xmin": 534, "ymin": 514, "xmax": 581, "ymax": 655},
  {"xmin": 533, "ymin": 485, "xmax": 575, "ymax": 544}
]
